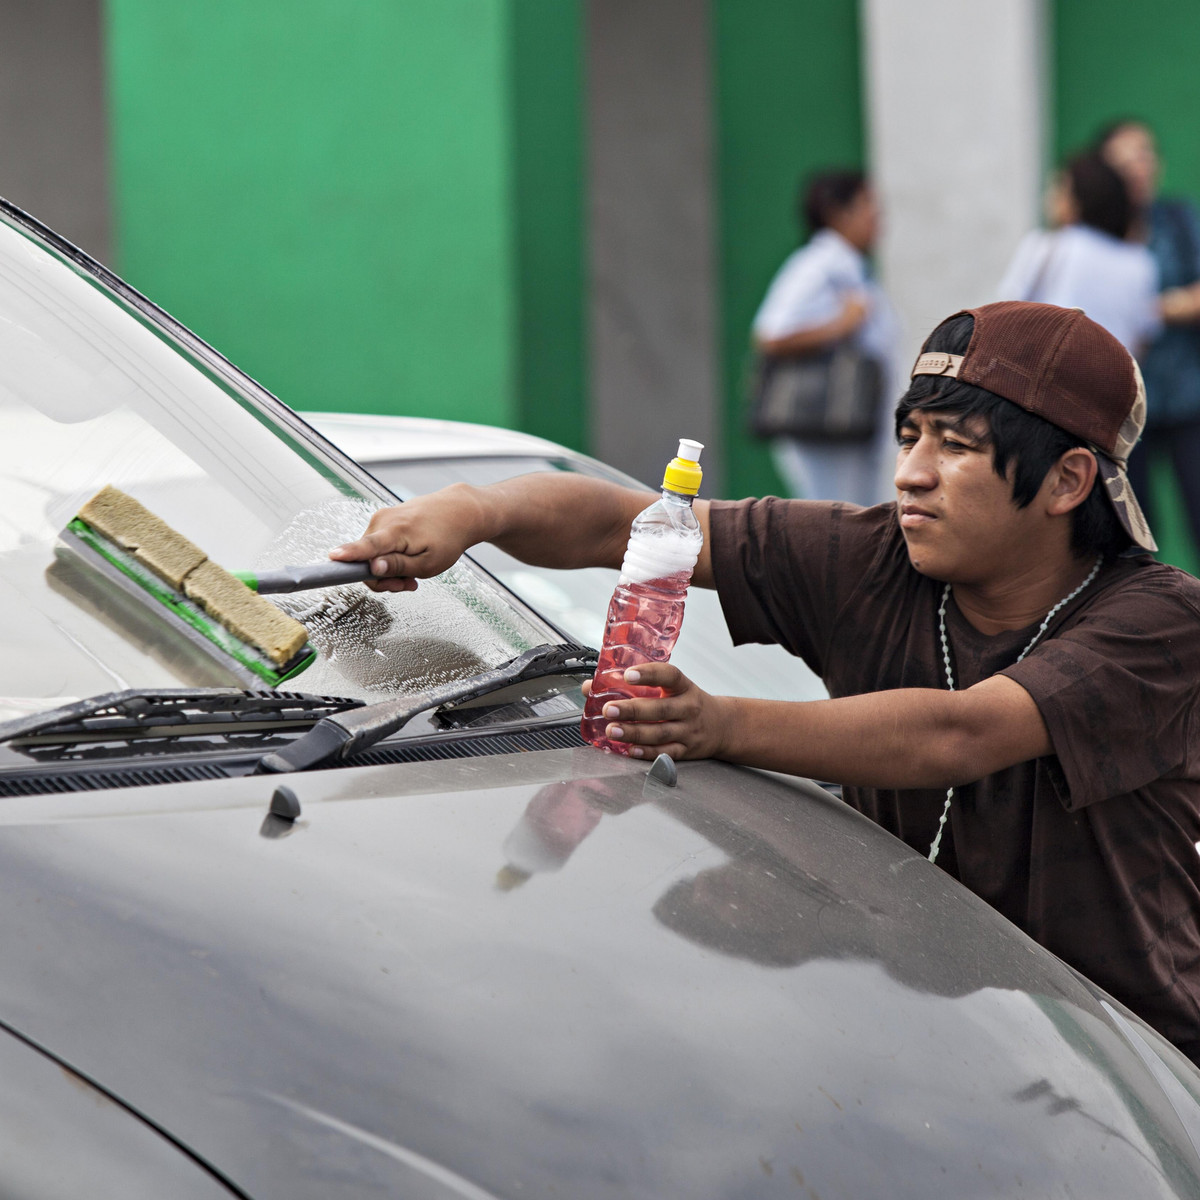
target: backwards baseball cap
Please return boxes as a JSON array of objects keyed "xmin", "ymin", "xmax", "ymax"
[{"xmin": 910, "ymin": 301, "xmax": 1156, "ymax": 551}]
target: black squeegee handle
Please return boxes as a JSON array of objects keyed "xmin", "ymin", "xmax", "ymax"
[{"xmin": 235, "ymin": 561, "xmax": 376, "ymax": 593}]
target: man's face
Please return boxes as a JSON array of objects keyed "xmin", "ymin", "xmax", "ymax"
[
  {"xmin": 829, "ymin": 187, "xmax": 879, "ymax": 252},
  {"xmin": 894, "ymin": 410, "xmax": 1035, "ymax": 583}
]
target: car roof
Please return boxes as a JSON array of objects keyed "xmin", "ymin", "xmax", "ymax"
[{"xmin": 301, "ymin": 411, "xmax": 600, "ymax": 467}]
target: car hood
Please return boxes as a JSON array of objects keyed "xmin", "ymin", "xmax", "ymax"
[{"xmin": 0, "ymin": 750, "xmax": 1198, "ymax": 1199}]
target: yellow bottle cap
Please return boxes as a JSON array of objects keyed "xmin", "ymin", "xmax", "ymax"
[{"xmin": 662, "ymin": 438, "xmax": 704, "ymax": 495}]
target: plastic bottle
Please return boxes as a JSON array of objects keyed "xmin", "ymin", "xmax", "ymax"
[{"xmin": 581, "ymin": 439, "xmax": 704, "ymax": 754}]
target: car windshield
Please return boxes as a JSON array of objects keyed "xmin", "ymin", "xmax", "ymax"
[
  {"xmin": 348, "ymin": 456, "xmax": 827, "ymax": 704},
  {"xmin": 0, "ymin": 210, "xmax": 556, "ymax": 720}
]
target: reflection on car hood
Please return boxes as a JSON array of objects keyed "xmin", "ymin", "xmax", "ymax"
[{"xmin": 0, "ymin": 752, "xmax": 1196, "ymax": 1198}]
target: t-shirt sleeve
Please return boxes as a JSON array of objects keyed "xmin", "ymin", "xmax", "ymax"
[
  {"xmin": 1000, "ymin": 577, "xmax": 1200, "ymax": 808},
  {"xmin": 709, "ymin": 498, "xmax": 895, "ymax": 674}
]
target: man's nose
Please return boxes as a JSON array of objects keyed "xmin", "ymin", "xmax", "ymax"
[{"xmin": 894, "ymin": 438, "xmax": 937, "ymax": 492}]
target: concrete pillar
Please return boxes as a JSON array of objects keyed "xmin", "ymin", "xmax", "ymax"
[
  {"xmin": 585, "ymin": 0, "xmax": 720, "ymax": 491},
  {"xmin": 861, "ymin": 0, "xmax": 1047, "ymax": 363},
  {"xmin": 0, "ymin": 0, "xmax": 109, "ymax": 262}
]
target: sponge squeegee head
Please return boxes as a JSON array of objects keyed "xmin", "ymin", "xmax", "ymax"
[{"xmin": 73, "ymin": 485, "xmax": 308, "ymax": 667}]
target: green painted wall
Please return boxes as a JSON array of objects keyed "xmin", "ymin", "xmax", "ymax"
[
  {"xmin": 1054, "ymin": 0, "xmax": 1200, "ymax": 571},
  {"xmin": 106, "ymin": 0, "xmax": 584, "ymax": 445},
  {"xmin": 712, "ymin": 0, "xmax": 865, "ymax": 499},
  {"xmin": 508, "ymin": 0, "xmax": 585, "ymax": 450}
]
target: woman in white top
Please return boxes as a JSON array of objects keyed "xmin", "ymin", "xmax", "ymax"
[
  {"xmin": 752, "ymin": 170, "xmax": 898, "ymax": 505},
  {"xmin": 998, "ymin": 152, "xmax": 1160, "ymax": 355}
]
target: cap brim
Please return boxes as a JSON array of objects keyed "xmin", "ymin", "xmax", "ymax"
[{"xmin": 1096, "ymin": 455, "xmax": 1157, "ymax": 552}]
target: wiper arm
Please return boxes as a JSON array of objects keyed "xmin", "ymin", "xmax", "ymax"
[
  {"xmin": 255, "ymin": 642, "xmax": 598, "ymax": 775},
  {"xmin": 0, "ymin": 688, "xmax": 364, "ymax": 748}
]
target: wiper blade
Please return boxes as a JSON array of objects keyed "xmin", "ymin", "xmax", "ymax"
[
  {"xmin": 255, "ymin": 642, "xmax": 598, "ymax": 775},
  {"xmin": 0, "ymin": 688, "xmax": 364, "ymax": 748}
]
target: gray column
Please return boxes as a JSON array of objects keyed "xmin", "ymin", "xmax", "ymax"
[
  {"xmin": 0, "ymin": 0, "xmax": 110, "ymax": 263},
  {"xmin": 862, "ymin": 0, "xmax": 1046, "ymax": 363},
  {"xmin": 585, "ymin": 0, "xmax": 720, "ymax": 491}
]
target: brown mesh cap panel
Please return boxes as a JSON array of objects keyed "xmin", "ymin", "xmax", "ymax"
[{"xmin": 956, "ymin": 302, "xmax": 1137, "ymax": 456}]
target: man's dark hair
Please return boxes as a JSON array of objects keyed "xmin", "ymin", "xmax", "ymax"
[
  {"xmin": 1065, "ymin": 151, "xmax": 1134, "ymax": 239},
  {"xmin": 894, "ymin": 312, "xmax": 1131, "ymax": 559},
  {"xmin": 799, "ymin": 168, "xmax": 867, "ymax": 238}
]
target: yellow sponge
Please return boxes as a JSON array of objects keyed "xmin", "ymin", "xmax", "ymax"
[
  {"xmin": 76, "ymin": 486, "xmax": 308, "ymax": 666},
  {"xmin": 184, "ymin": 560, "xmax": 309, "ymax": 665},
  {"xmin": 78, "ymin": 484, "xmax": 206, "ymax": 589}
]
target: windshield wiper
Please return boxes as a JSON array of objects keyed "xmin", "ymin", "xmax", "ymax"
[
  {"xmin": 0, "ymin": 689, "xmax": 364, "ymax": 748},
  {"xmin": 255, "ymin": 642, "xmax": 598, "ymax": 775}
]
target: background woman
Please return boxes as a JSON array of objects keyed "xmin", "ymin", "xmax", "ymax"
[
  {"xmin": 997, "ymin": 150, "xmax": 1159, "ymax": 355},
  {"xmin": 751, "ymin": 169, "xmax": 897, "ymax": 505}
]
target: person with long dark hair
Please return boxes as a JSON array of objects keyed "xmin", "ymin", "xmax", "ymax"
[{"xmin": 997, "ymin": 151, "xmax": 1159, "ymax": 354}]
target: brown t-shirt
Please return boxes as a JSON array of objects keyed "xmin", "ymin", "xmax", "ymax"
[{"xmin": 710, "ymin": 497, "xmax": 1200, "ymax": 1053}]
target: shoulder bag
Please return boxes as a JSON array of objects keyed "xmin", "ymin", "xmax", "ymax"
[{"xmin": 747, "ymin": 340, "xmax": 882, "ymax": 442}]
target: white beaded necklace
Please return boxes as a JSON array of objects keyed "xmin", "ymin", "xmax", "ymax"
[{"xmin": 926, "ymin": 555, "xmax": 1103, "ymax": 864}]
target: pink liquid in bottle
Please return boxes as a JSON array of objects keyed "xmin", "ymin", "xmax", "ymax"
[{"xmin": 581, "ymin": 568, "xmax": 692, "ymax": 754}]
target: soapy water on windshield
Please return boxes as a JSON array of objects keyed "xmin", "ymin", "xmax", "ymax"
[{"xmin": 259, "ymin": 497, "xmax": 541, "ymax": 700}]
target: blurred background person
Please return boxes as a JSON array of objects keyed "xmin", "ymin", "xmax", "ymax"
[
  {"xmin": 1098, "ymin": 119, "xmax": 1200, "ymax": 550},
  {"xmin": 750, "ymin": 169, "xmax": 898, "ymax": 505},
  {"xmin": 997, "ymin": 150, "xmax": 1159, "ymax": 356}
]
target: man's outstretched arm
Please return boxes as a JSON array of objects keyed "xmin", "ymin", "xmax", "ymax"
[
  {"xmin": 591, "ymin": 664, "xmax": 1051, "ymax": 788},
  {"xmin": 330, "ymin": 473, "xmax": 716, "ymax": 591}
]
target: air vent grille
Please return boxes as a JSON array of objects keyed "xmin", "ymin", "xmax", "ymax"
[
  {"xmin": 0, "ymin": 724, "xmax": 586, "ymax": 796},
  {"xmin": 0, "ymin": 761, "xmax": 230, "ymax": 796},
  {"xmin": 345, "ymin": 724, "xmax": 585, "ymax": 767}
]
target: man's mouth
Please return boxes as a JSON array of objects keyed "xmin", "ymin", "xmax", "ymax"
[{"xmin": 898, "ymin": 504, "xmax": 937, "ymax": 529}]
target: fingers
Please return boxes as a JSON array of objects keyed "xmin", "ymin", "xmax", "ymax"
[
  {"xmin": 592, "ymin": 663, "xmax": 720, "ymax": 761},
  {"xmin": 332, "ymin": 542, "xmax": 423, "ymax": 586},
  {"xmin": 601, "ymin": 717, "xmax": 690, "ymax": 761},
  {"xmin": 620, "ymin": 662, "xmax": 685, "ymax": 691},
  {"xmin": 365, "ymin": 576, "xmax": 419, "ymax": 594},
  {"xmin": 598, "ymin": 666, "xmax": 697, "ymax": 754},
  {"xmin": 329, "ymin": 523, "xmax": 402, "ymax": 563}
]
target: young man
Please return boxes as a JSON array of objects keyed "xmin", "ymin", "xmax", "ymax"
[{"xmin": 333, "ymin": 301, "xmax": 1200, "ymax": 1061}]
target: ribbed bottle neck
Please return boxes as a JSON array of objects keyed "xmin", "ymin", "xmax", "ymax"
[{"xmin": 660, "ymin": 487, "xmax": 695, "ymax": 507}]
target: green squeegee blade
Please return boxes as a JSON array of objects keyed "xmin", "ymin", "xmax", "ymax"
[{"xmin": 66, "ymin": 518, "xmax": 315, "ymax": 687}]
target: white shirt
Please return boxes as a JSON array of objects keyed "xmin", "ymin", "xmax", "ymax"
[
  {"xmin": 752, "ymin": 229, "xmax": 896, "ymax": 366},
  {"xmin": 996, "ymin": 225, "xmax": 1161, "ymax": 354}
]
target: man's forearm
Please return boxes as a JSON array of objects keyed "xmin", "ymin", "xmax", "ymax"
[
  {"xmin": 710, "ymin": 678, "xmax": 1051, "ymax": 788},
  {"xmin": 478, "ymin": 474, "xmax": 651, "ymax": 571}
]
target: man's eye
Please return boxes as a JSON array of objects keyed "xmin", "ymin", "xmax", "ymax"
[{"xmin": 944, "ymin": 438, "xmax": 970, "ymax": 452}]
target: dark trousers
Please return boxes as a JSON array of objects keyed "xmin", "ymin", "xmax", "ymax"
[{"xmin": 1128, "ymin": 419, "xmax": 1200, "ymax": 551}]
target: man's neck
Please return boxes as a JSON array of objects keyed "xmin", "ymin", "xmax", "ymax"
[{"xmin": 950, "ymin": 554, "xmax": 1102, "ymax": 636}]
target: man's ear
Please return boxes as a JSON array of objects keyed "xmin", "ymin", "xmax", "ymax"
[{"xmin": 1044, "ymin": 448, "xmax": 1098, "ymax": 516}]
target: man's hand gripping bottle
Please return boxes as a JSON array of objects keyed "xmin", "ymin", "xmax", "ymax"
[{"xmin": 581, "ymin": 440, "xmax": 703, "ymax": 754}]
